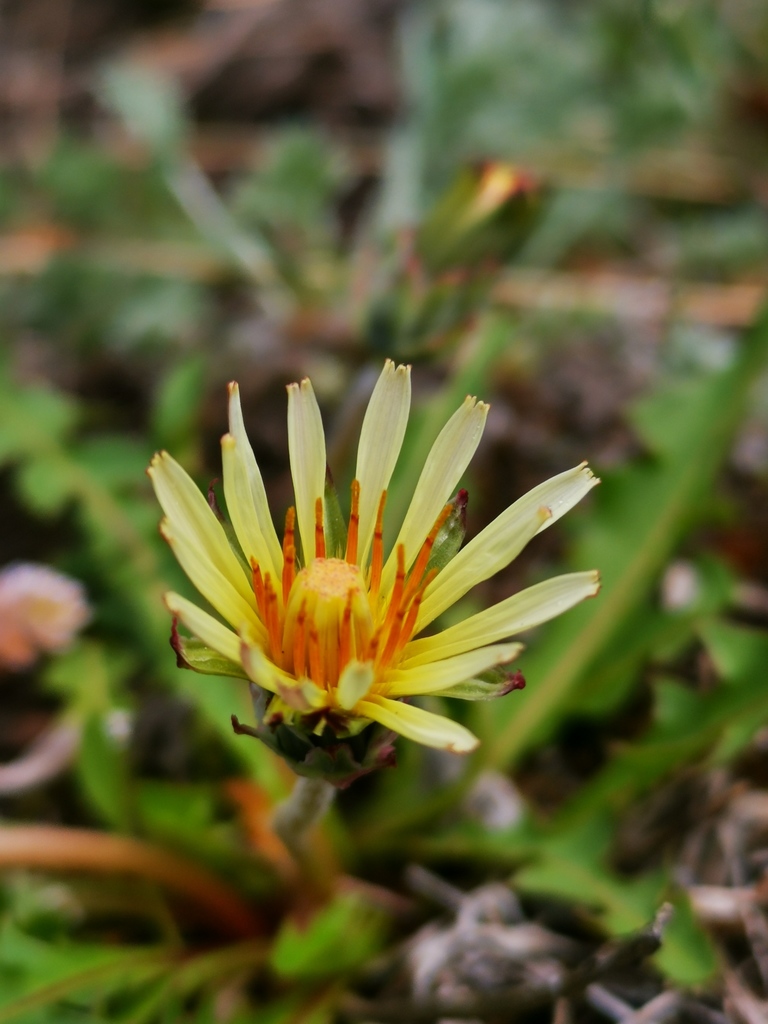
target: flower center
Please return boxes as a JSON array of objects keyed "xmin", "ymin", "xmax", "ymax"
[
  {"xmin": 283, "ymin": 558, "xmax": 373, "ymax": 689},
  {"xmin": 300, "ymin": 558, "xmax": 363, "ymax": 601}
]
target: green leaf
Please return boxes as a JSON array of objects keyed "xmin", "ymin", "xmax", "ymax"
[
  {"xmin": 482, "ymin": 304, "xmax": 768, "ymax": 769},
  {"xmin": 14, "ymin": 457, "xmax": 75, "ymax": 516},
  {"xmin": 236, "ymin": 991, "xmax": 336, "ymax": 1024},
  {"xmin": 136, "ymin": 782, "xmax": 216, "ymax": 843},
  {"xmin": 0, "ymin": 927, "xmax": 174, "ymax": 1021},
  {"xmin": 430, "ymin": 665, "xmax": 525, "ymax": 700},
  {"xmin": 270, "ymin": 895, "xmax": 384, "ymax": 980},
  {"xmin": 427, "ymin": 488, "xmax": 468, "ymax": 572},
  {"xmin": 151, "ymin": 357, "xmax": 206, "ymax": 453},
  {"xmin": 656, "ymin": 894, "xmax": 718, "ymax": 984},
  {"xmin": 173, "ymin": 635, "xmax": 249, "ymax": 680},
  {"xmin": 77, "ymin": 712, "xmax": 132, "ymax": 831},
  {"xmin": 101, "ymin": 63, "xmax": 186, "ymax": 161},
  {"xmin": 323, "ymin": 469, "xmax": 347, "ymax": 560},
  {"xmin": 231, "ymin": 128, "xmax": 343, "ymax": 234},
  {"xmin": 554, "ymin": 618, "xmax": 768, "ymax": 826},
  {"xmin": 698, "ymin": 619, "xmax": 768, "ymax": 682},
  {"xmin": 0, "ymin": 385, "xmax": 77, "ymax": 459},
  {"xmin": 512, "ymin": 818, "xmax": 718, "ymax": 984},
  {"xmin": 43, "ymin": 642, "xmax": 132, "ymax": 712},
  {"xmin": 73, "ymin": 436, "xmax": 151, "ymax": 491},
  {"xmin": 112, "ymin": 940, "xmax": 268, "ymax": 1024}
]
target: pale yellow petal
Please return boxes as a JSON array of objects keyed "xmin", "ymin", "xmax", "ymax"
[
  {"xmin": 381, "ymin": 396, "xmax": 489, "ymax": 596},
  {"xmin": 336, "ymin": 661, "xmax": 375, "ymax": 710},
  {"xmin": 356, "ymin": 360, "xmax": 411, "ymax": 566},
  {"xmin": 383, "ymin": 642, "xmax": 521, "ymax": 697},
  {"xmin": 258, "ymin": 695, "xmax": 296, "ymax": 725},
  {"xmin": 161, "ymin": 520, "xmax": 260, "ymax": 633},
  {"xmin": 239, "ymin": 642, "xmax": 279, "ymax": 695},
  {"xmin": 417, "ymin": 463, "xmax": 598, "ymax": 630},
  {"xmin": 287, "ymin": 379, "xmax": 326, "ymax": 565},
  {"xmin": 357, "ymin": 695, "xmax": 479, "ymax": 753},
  {"xmin": 241, "ymin": 643, "xmax": 325, "ymax": 707},
  {"xmin": 221, "ymin": 433, "xmax": 282, "ymax": 588},
  {"xmin": 276, "ymin": 679, "xmax": 326, "ymax": 711},
  {"xmin": 226, "ymin": 383, "xmax": 283, "ymax": 578},
  {"xmin": 240, "ymin": 638, "xmax": 282, "ymax": 696},
  {"xmin": 149, "ymin": 451, "xmax": 253, "ymax": 607},
  {"xmin": 404, "ymin": 571, "xmax": 600, "ymax": 666},
  {"xmin": 164, "ymin": 591, "xmax": 245, "ymax": 664}
]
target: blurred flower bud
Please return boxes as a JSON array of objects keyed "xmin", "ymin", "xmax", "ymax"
[
  {"xmin": 0, "ymin": 563, "xmax": 91, "ymax": 671},
  {"xmin": 366, "ymin": 165, "xmax": 540, "ymax": 356},
  {"xmin": 416, "ymin": 162, "xmax": 540, "ymax": 274}
]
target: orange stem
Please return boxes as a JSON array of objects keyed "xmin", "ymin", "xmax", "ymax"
[{"xmin": 0, "ymin": 825, "xmax": 262, "ymax": 938}]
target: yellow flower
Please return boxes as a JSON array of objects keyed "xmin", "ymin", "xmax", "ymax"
[{"xmin": 149, "ymin": 361, "xmax": 599, "ymax": 756}]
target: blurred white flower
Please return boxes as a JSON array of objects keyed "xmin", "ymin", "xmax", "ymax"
[{"xmin": 0, "ymin": 563, "xmax": 91, "ymax": 671}]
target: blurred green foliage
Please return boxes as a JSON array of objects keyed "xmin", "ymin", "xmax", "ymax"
[{"xmin": 1, "ymin": 0, "xmax": 768, "ymax": 1018}]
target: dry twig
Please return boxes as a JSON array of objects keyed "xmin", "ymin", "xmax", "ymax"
[{"xmin": 341, "ymin": 905, "xmax": 674, "ymax": 1022}]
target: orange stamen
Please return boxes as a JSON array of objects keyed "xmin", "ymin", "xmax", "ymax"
[
  {"xmin": 308, "ymin": 623, "xmax": 323, "ymax": 687},
  {"xmin": 380, "ymin": 600, "xmax": 408, "ymax": 668},
  {"xmin": 264, "ymin": 574, "xmax": 281, "ymax": 661},
  {"xmin": 251, "ymin": 559, "xmax": 266, "ymax": 621},
  {"xmin": 282, "ymin": 507, "xmax": 296, "ymax": 605},
  {"xmin": 365, "ymin": 628, "xmax": 381, "ymax": 665},
  {"xmin": 369, "ymin": 490, "xmax": 387, "ymax": 601},
  {"xmin": 345, "ymin": 479, "xmax": 360, "ymax": 564},
  {"xmin": 403, "ymin": 503, "xmax": 452, "ymax": 605},
  {"xmin": 293, "ymin": 600, "xmax": 307, "ymax": 678},
  {"xmin": 381, "ymin": 544, "xmax": 406, "ymax": 638},
  {"xmin": 339, "ymin": 590, "xmax": 354, "ymax": 672},
  {"xmin": 282, "ymin": 546, "xmax": 296, "ymax": 608},
  {"xmin": 314, "ymin": 497, "xmax": 326, "ymax": 559},
  {"xmin": 394, "ymin": 569, "xmax": 437, "ymax": 658}
]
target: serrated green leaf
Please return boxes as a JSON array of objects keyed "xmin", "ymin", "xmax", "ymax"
[
  {"xmin": 482, "ymin": 304, "xmax": 768, "ymax": 769},
  {"xmin": 556, "ymin": 626, "xmax": 768, "ymax": 825}
]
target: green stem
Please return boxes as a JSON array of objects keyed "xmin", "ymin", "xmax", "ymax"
[{"xmin": 272, "ymin": 776, "xmax": 335, "ymax": 859}]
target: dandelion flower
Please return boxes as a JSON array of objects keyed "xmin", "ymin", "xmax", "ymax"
[{"xmin": 149, "ymin": 361, "xmax": 599, "ymax": 763}]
